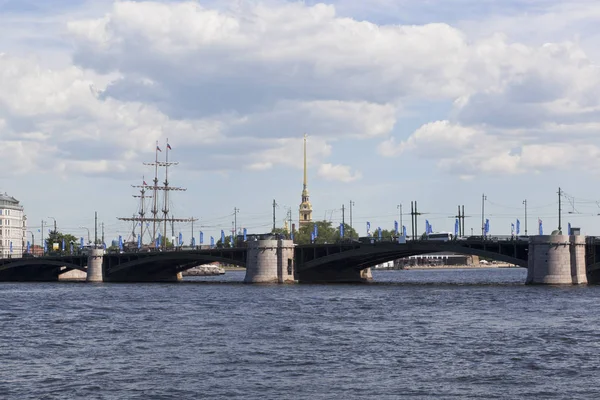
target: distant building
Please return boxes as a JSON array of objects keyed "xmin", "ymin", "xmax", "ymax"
[
  {"xmin": 0, "ymin": 192, "xmax": 26, "ymax": 258},
  {"xmin": 394, "ymin": 252, "xmax": 479, "ymax": 267},
  {"xmin": 299, "ymin": 134, "xmax": 313, "ymax": 227}
]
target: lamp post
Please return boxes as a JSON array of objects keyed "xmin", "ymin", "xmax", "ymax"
[
  {"xmin": 349, "ymin": 200, "xmax": 355, "ymax": 238},
  {"xmin": 26, "ymin": 230, "xmax": 34, "ymax": 254},
  {"xmin": 523, "ymin": 200, "xmax": 528, "ymax": 236},
  {"xmin": 481, "ymin": 194, "xmax": 487, "ymax": 239},
  {"xmin": 47, "ymin": 216, "xmax": 57, "ymax": 233},
  {"xmin": 397, "ymin": 204, "xmax": 402, "ymax": 234},
  {"xmin": 79, "ymin": 226, "xmax": 90, "ymax": 244}
]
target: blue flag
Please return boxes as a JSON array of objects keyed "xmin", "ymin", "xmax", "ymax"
[
  {"xmin": 80, "ymin": 237, "xmax": 84, "ymax": 248},
  {"xmin": 340, "ymin": 223, "xmax": 344, "ymax": 238},
  {"xmin": 568, "ymin": 222, "xmax": 572, "ymax": 235},
  {"xmin": 455, "ymin": 219, "xmax": 459, "ymax": 237},
  {"xmin": 378, "ymin": 227, "xmax": 382, "ymax": 239},
  {"xmin": 511, "ymin": 223, "xmax": 515, "ymax": 236},
  {"xmin": 44, "ymin": 241, "xmax": 47, "ymax": 254},
  {"xmin": 516, "ymin": 219, "xmax": 520, "ymax": 235},
  {"xmin": 230, "ymin": 234, "xmax": 234, "ymax": 247},
  {"xmin": 311, "ymin": 232, "xmax": 315, "ymax": 243},
  {"xmin": 539, "ymin": 219, "xmax": 543, "ymax": 235},
  {"xmin": 61, "ymin": 238, "xmax": 65, "ymax": 252},
  {"xmin": 191, "ymin": 237, "xmax": 196, "ymax": 247},
  {"xmin": 485, "ymin": 219, "xmax": 490, "ymax": 235},
  {"xmin": 221, "ymin": 230, "xmax": 225, "ymax": 243},
  {"xmin": 26, "ymin": 241, "xmax": 30, "ymax": 253},
  {"xmin": 210, "ymin": 236, "xmax": 215, "ymax": 247},
  {"xmin": 394, "ymin": 221, "xmax": 398, "ymax": 235},
  {"xmin": 118, "ymin": 235, "xmax": 123, "ymax": 251},
  {"xmin": 243, "ymin": 228, "xmax": 247, "ymax": 241},
  {"xmin": 9, "ymin": 241, "xmax": 12, "ymax": 253},
  {"xmin": 137, "ymin": 234, "xmax": 141, "ymax": 249},
  {"xmin": 178, "ymin": 232, "xmax": 183, "ymax": 246},
  {"xmin": 158, "ymin": 233, "xmax": 162, "ymax": 247},
  {"xmin": 402, "ymin": 225, "xmax": 407, "ymax": 237},
  {"xmin": 200, "ymin": 231, "xmax": 204, "ymax": 244},
  {"xmin": 314, "ymin": 224, "xmax": 318, "ymax": 238},
  {"xmin": 155, "ymin": 237, "xmax": 159, "ymax": 248},
  {"xmin": 425, "ymin": 220, "xmax": 430, "ymax": 235},
  {"xmin": 366, "ymin": 222, "xmax": 371, "ymax": 236}
]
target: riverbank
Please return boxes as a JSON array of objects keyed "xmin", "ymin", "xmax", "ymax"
[
  {"xmin": 222, "ymin": 266, "xmax": 246, "ymax": 271},
  {"xmin": 379, "ymin": 263, "xmax": 519, "ymax": 270},
  {"xmin": 182, "ymin": 265, "xmax": 225, "ymax": 276}
]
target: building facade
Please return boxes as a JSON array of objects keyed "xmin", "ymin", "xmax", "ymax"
[
  {"xmin": 0, "ymin": 193, "xmax": 26, "ymax": 258},
  {"xmin": 299, "ymin": 134, "xmax": 313, "ymax": 227}
]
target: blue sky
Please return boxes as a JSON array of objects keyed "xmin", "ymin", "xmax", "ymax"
[{"xmin": 2, "ymin": 0, "xmax": 600, "ymax": 245}]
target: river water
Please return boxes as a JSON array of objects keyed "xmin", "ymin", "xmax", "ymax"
[{"xmin": 1, "ymin": 268, "xmax": 600, "ymax": 399}]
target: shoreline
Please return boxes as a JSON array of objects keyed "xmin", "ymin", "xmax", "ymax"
[{"xmin": 378, "ymin": 264, "xmax": 519, "ymax": 271}]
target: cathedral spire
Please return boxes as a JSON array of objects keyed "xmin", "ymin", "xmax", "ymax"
[
  {"xmin": 303, "ymin": 133, "xmax": 307, "ymax": 191},
  {"xmin": 299, "ymin": 133, "xmax": 313, "ymax": 227}
]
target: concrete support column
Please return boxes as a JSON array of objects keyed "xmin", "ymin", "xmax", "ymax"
[
  {"xmin": 528, "ymin": 235, "xmax": 587, "ymax": 285},
  {"xmin": 245, "ymin": 239, "xmax": 296, "ymax": 284},
  {"xmin": 570, "ymin": 235, "xmax": 587, "ymax": 285},
  {"xmin": 277, "ymin": 239, "xmax": 296, "ymax": 283},
  {"xmin": 245, "ymin": 239, "xmax": 279, "ymax": 283},
  {"xmin": 86, "ymin": 248, "xmax": 104, "ymax": 282}
]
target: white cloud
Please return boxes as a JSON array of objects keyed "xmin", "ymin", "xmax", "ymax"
[
  {"xmin": 380, "ymin": 119, "xmax": 600, "ymax": 176},
  {"xmin": 1, "ymin": 0, "xmax": 600, "ymax": 183},
  {"xmin": 318, "ymin": 163, "xmax": 362, "ymax": 182}
]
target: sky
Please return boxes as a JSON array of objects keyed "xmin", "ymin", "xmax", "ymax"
[{"xmin": 2, "ymin": 0, "xmax": 600, "ymax": 244}]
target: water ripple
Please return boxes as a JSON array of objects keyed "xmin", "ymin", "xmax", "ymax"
[{"xmin": 2, "ymin": 269, "xmax": 600, "ymax": 399}]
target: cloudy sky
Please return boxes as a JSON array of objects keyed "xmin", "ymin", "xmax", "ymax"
[{"xmin": 2, "ymin": 0, "xmax": 600, "ymax": 244}]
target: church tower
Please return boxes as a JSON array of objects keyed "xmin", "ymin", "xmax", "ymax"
[{"xmin": 299, "ymin": 134, "xmax": 313, "ymax": 227}]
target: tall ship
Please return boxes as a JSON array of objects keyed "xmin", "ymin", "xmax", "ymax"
[{"xmin": 118, "ymin": 140, "xmax": 195, "ymax": 248}]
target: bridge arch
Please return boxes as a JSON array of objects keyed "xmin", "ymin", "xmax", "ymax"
[
  {"xmin": 0, "ymin": 259, "xmax": 87, "ymax": 273},
  {"xmin": 300, "ymin": 242, "xmax": 527, "ymax": 272},
  {"xmin": 105, "ymin": 251, "xmax": 246, "ymax": 281}
]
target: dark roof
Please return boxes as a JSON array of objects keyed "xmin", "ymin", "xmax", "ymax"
[{"xmin": 0, "ymin": 192, "xmax": 21, "ymax": 206}]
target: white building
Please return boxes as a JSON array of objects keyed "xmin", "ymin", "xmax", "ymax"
[{"xmin": 0, "ymin": 192, "xmax": 26, "ymax": 258}]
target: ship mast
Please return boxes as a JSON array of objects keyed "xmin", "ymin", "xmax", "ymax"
[
  {"xmin": 151, "ymin": 142, "xmax": 160, "ymax": 243},
  {"xmin": 118, "ymin": 176, "xmax": 153, "ymax": 244},
  {"xmin": 118, "ymin": 140, "xmax": 196, "ymax": 249},
  {"xmin": 162, "ymin": 139, "xmax": 172, "ymax": 247}
]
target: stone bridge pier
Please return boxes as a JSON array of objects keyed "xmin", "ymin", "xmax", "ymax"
[
  {"xmin": 244, "ymin": 239, "xmax": 295, "ymax": 283},
  {"xmin": 527, "ymin": 235, "xmax": 587, "ymax": 285},
  {"xmin": 86, "ymin": 249, "xmax": 104, "ymax": 282}
]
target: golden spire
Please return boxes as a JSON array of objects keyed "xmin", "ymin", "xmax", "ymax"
[
  {"xmin": 303, "ymin": 133, "xmax": 307, "ymax": 190},
  {"xmin": 299, "ymin": 133, "xmax": 313, "ymax": 227}
]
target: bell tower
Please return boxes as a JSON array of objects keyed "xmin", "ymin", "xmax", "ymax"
[{"xmin": 299, "ymin": 134, "xmax": 313, "ymax": 227}]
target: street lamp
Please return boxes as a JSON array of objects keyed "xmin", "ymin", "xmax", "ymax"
[
  {"xmin": 47, "ymin": 216, "xmax": 57, "ymax": 233},
  {"xmin": 26, "ymin": 230, "xmax": 34, "ymax": 254},
  {"xmin": 79, "ymin": 226, "xmax": 90, "ymax": 244}
]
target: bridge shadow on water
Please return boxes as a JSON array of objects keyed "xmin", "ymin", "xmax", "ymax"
[{"xmin": 174, "ymin": 268, "xmax": 534, "ymax": 288}]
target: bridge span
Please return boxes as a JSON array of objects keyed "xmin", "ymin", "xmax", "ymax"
[{"xmin": 0, "ymin": 235, "xmax": 598, "ymax": 285}]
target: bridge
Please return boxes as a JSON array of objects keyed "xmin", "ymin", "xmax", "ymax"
[{"xmin": 3, "ymin": 235, "xmax": 594, "ymax": 284}]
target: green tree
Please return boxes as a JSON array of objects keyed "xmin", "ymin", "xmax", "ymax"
[
  {"xmin": 295, "ymin": 221, "xmax": 338, "ymax": 245},
  {"xmin": 271, "ymin": 227, "xmax": 290, "ymax": 238},
  {"xmin": 335, "ymin": 223, "xmax": 359, "ymax": 241},
  {"xmin": 216, "ymin": 234, "xmax": 234, "ymax": 248},
  {"xmin": 45, "ymin": 231, "xmax": 79, "ymax": 254}
]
